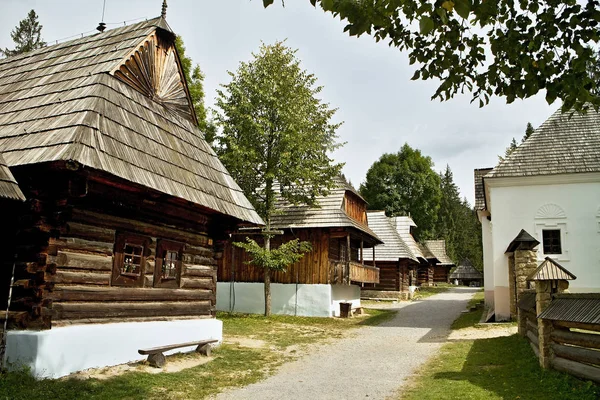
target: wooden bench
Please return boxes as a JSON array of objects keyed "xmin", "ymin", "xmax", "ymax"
[{"xmin": 138, "ymin": 339, "xmax": 218, "ymax": 367}]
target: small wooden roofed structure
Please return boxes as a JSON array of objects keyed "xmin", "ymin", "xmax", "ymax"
[
  {"xmin": 424, "ymin": 240, "xmax": 455, "ymax": 283},
  {"xmin": 538, "ymin": 293, "xmax": 600, "ymax": 325},
  {"xmin": 363, "ymin": 211, "xmax": 418, "ymax": 296},
  {"xmin": 0, "ymin": 13, "xmax": 262, "ymax": 377},
  {"xmin": 506, "ymin": 229, "xmax": 540, "ymax": 253},
  {"xmin": 527, "ymin": 257, "xmax": 577, "ymax": 281},
  {"xmin": 218, "ymin": 177, "xmax": 382, "ymax": 287},
  {"xmin": 449, "ymin": 259, "xmax": 483, "ymax": 286}
]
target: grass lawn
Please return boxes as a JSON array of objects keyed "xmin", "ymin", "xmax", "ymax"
[
  {"xmin": 412, "ymin": 284, "xmax": 451, "ymax": 300},
  {"xmin": 401, "ymin": 291, "xmax": 600, "ymax": 400},
  {"xmin": 0, "ymin": 308, "xmax": 396, "ymax": 400}
]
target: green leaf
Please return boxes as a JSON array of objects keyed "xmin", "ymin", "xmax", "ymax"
[
  {"xmin": 263, "ymin": 0, "xmax": 275, "ymax": 7},
  {"xmin": 419, "ymin": 16, "xmax": 435, "ymax": 35},
  {"xmin": 454, "ymin": 0, "xmax": 471, "ymax": 19},
  {"xmin": 321, "ymin": 0, "xmax": 334, "ymax": 11}
]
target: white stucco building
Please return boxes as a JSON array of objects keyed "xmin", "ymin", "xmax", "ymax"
[{"xmin": 475, "ymin": 108, "xmax": 600, "ymax": 321}]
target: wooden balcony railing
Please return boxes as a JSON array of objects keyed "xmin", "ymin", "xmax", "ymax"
[
  {"xmin": 349, "ymin": 261, "xmax": 379, "ymax": 284},
  {"xmin": 328, "ymin": 260, "xmax": 380, "ymax": 285}
]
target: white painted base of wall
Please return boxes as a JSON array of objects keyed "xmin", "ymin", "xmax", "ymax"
[
  {"xmin": 5, "ymin": 318, "xmax": 222, "ymax": 379},
  {"xmin": 216, "ymin": 282, "xmax": 361, "ymax": 317}
]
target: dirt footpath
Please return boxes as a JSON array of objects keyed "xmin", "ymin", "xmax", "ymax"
[{"xmin": 215, "ymin": 287, "xmax": 479, "ymax": 400}]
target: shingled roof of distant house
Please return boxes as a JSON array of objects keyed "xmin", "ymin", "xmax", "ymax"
[
  {"xmin": 363, "ymin": 211, "xmax": 417, "ymax": 262},
  {"xmin": 449, "ymin": 259, "xmax": 483, "ymax": 280},
  {"xmin": 474, "ymin": 168, "xmax": 492, "ymax": 210},
  {"xmin": 0, "ymin": 153, "xmax": 24, "ymax": 201},
  {"xmin": 269, "ymin": 177, "xmax": 382, "ymax": 244},
  {"xmin": 424, "ymin": 240, "xmax": 454, "ymax": 266},
  {"xmin": 0, "ymin": 17, "xmax": 263, "ymax": 225},
  {"xmin": 487, "ymin": 108, "xmax": 600, "ymax": 178},
  {"xmin": 391, "ymin": 216, "xmax": 425, "ymax": 260},
  {"xmin": 418, "ymin": 242, "xmax": 439, "ymax": 262}
]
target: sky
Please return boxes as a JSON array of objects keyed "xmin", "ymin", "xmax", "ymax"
[{"xmin": 0, "ymin": 0, "xmax": 557, "ymax": 205}]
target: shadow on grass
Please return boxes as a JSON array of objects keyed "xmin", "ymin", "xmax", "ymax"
[
  {"xmin": 433, "ymin": 334, "xmax": 600, "ymax": 400},
  {"xmin": 0, "ymin": 345, "xmax": 271, "ymax": 400}
]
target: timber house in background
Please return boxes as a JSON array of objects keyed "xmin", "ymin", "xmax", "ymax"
[
  {"xmin": 423, "ymin": 240, "xmax": 455, "ymax": 284},
  {"xmin": 449, "ymin": 258, "xmax": 483, "ymax": 287},
  {"xmin": 0, "ymin": 14, "xmax": 262, "ymax": 378},
  {"xmin": 216, "ymin": 177, "xmax": 382, "ymax": 317},
  {"xmin": 362, "ymin": 211, "xmax": 418, "ymax": 300}
]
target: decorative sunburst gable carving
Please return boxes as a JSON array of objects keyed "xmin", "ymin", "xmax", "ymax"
[
  {"xmin": 535, "ymin": 203, "xmax": 566, "ymax": 219},
  {"xmin": 112, "ymin": 31, "xmax": 195, "ymax": 122}
]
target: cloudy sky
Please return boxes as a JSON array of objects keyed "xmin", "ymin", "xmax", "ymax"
[{"xmin": 0, "ymin": 0, "xmax": 556, "ymax": 205}]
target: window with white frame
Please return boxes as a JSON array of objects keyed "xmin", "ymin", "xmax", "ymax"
[{"xmin": 535, "ymin": 203, "xmax": 569, "ymax": 261}]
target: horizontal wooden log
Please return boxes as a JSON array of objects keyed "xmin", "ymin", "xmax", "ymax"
[
  {"xmin": 52, "ymin": 314, "xmax": 214, "ymax": 327},
  {"xmin": 47, "ymin": 270, "xmax": 110, "ymax": 285},
  {"xmin": 49, "ymin": 237, "xmax": 113, "ymax": 256},
  {"xmin": 182, "ymin": 254, "xmax": 216, "ymax": 266},
  {"xmin": 180, "ymin": 277, "xmax": 213, "ymax": 290},
  {"xmin": 62, "ymin": 222, "xmax": 116, "ymax": 243},
  {"xmin": 552, "ymin": 329, "xmax": 600, "ymax": 350},
  {"xmin": 552, "ymin": 343, "xmax": 600, "ymax": 367},
  {"xmin": 71, "ymin": 209, "xmax": 210, "ymax": 247},
  {"xmin": 55, "ymin": 251, "xmax": 112, "ymax": 271},
  {"xmin": 47, "ymin": 285, "xmax": 212, "ymax": 302},
  {"xmin": 52, "ymin": 301, "xmax": 212, "ymax": 320},
  {"xmin": 527, "ymin": 330, "xmax": 539, "ymax": 346},
  {"xmin": 530, "ymin": 341, "xmax": 540, "ymax": 358},
  {"xmin": 553, "ymin": 320, "xmax": 600, "ymax": 333},
  {"xmin": 183, "ymin": 244, "xmax": 213, "ymax": 258},
  {"xmin": 527, "ymin": 319, "xmax": 538, "ymax": 335},
  {"xmin": 552, "ymin": 356, "xmax": 600, "ymax": 384},
  {"xmin": 183, "ymin": 264, "xmax": 216, "ymax": 278}
]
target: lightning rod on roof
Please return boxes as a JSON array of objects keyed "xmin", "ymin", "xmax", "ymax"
[
  {"xmin": 96, "ymin": 0, "xmax": 107, "ymax": 32},
  {"xmin": 161, "ymin": 0, "xmax": 168, "ymax": 19}
]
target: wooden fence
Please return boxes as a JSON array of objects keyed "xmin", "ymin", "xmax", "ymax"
[{"xmin": 518, "ymin": 292, "xmax": 600, "ymax": 384}]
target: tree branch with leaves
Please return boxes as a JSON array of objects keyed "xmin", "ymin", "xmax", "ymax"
[{"xmin": 264, "ymin": 0, "xmax": 600, "ymax": 113}]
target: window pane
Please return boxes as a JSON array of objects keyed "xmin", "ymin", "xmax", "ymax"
[
  {"xmin": 122, "ymin": 243, "xmax": 143, "ymax": 274},
  {"xmin": 162, "ymin": 250, "xmax": 179, "ymax": 279},
  {"xmin": 542, "ymin": 230, "xmax": 561, "ymax": 254}
]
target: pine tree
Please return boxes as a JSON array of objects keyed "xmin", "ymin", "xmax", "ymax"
[
  {"xmin": 174, "ymin": 36, "xmax": 216, "ymax": 143},
  {"xmin": 1, "ymin": 10, "xmax": 46, "ymax": 57},
  {"xmin": 523, "ymin": 122, "xmax": 535, "ymax": 142}
]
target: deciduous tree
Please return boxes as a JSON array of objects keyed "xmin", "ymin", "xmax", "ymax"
[
  {"xmin": 359, "ymin": 144, "xmax": 441, "ymax": 239},
  {"xmin": 215, "ymin": 41, "xmax": 343, "ymax": 315},
  {"xmin": 1, "ymin": 10, "xmax": 45, "ymax": 57},
  {"xmin": 264, "ymin": 0, "xmax": 600, "ymax": 112}
]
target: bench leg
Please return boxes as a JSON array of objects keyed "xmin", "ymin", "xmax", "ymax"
[
  {"xmin": 147, "ymin": 352, "xmax": 166, "ymax": 368},
  {"xmin": 196, "ymin": 343, "xmax": 212, "ymax": 357}
]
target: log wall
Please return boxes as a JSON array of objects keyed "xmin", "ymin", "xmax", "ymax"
[{"xmin": 4, "ymin": 165, "xmax": 222, "ymax": 329}]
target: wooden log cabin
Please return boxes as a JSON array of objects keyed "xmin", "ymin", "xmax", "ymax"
[
  {"xmin": 0, "ymin": 14, "xmax": 263, "ymax": 378},
  {"xmin": 217, "ymin": 177, "xmax": 382, "ymax": 317},
  {"xmin": 423, "ymin": 240, "xmax": 455, "ymax": 284},
  {"xmin": 362, "ymin": 211, "xmax": 419, "ymax": 300},
  {"xmin": 390, "ymin": 216, "xmax": 432, "ymax": 287}
]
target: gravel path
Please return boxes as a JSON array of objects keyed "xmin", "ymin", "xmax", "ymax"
[{"xmin": 215, "ymin": 287, "xmax": 479, "ymax": 400}]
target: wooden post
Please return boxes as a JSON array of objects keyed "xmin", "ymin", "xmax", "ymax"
[
  {"xmin": 372, "ymin": 247, "xmax": 376, "ymax": 268},
  {"xmin": 346, "ymin": 234, "xmax": 351, "ymax": 284},
  {"xmin": 536, "ymin": 280, "xmax": 553, "ymax": 369},
  {"xmin": 360, "ymin": 239, "xmax": 364, "ymax": 265}
]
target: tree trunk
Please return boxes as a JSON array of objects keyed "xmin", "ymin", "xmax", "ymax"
[{"xmin": 264, "ymin": 266, "xmax": 271, "ymax": 317}]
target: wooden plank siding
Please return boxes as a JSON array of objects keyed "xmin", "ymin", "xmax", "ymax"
[
  {"xmin": 218, "ymin": 229, "xmax": 331, "ymax": 284},
  {"xmin": 218, "ymin": 228, "xmax": 379, "ymax": 285},
  {"xmin": 343, "ymin": 192, "xmax": 368, "ymax": 225}
]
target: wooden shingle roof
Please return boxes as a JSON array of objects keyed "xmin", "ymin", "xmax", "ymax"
[
  {"xmin": 449, "ymin": 258, "xmax": 483, "ymax": 280},
  {"xmin": 527, "ymin": 257, "xmax": 577, "ymax": 281},
  {"xmin": 0, "ymin": 17, "xmax": 263, "ymax": 225},
  {"xmin": 538, "ymin": 293, "xmax": 600, "ymax": 325},
  {"xmin": 0, "ymin": 153, "xmax": 25, "ymax": 201},
  {"xmin": 474, "ymin": 168, "xmax": 492, "ymax": 211},
  {"xmin": 391, "ymin": 216, "xmax": 425, "ymax": 260},
  {"xmin": 424, "ymin": 240, "xmax": 454, "ymax": 266},
  {"xmin": 363, "ymin": 211, "xmax": 417, "ymax": 262},
  {"xmin": 487, "ymin": 107, "xmax": 600, "ymax": 178},
  {"xmin": 269, "ymin": 177, "xmax": 381, "ymax": 244}
]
